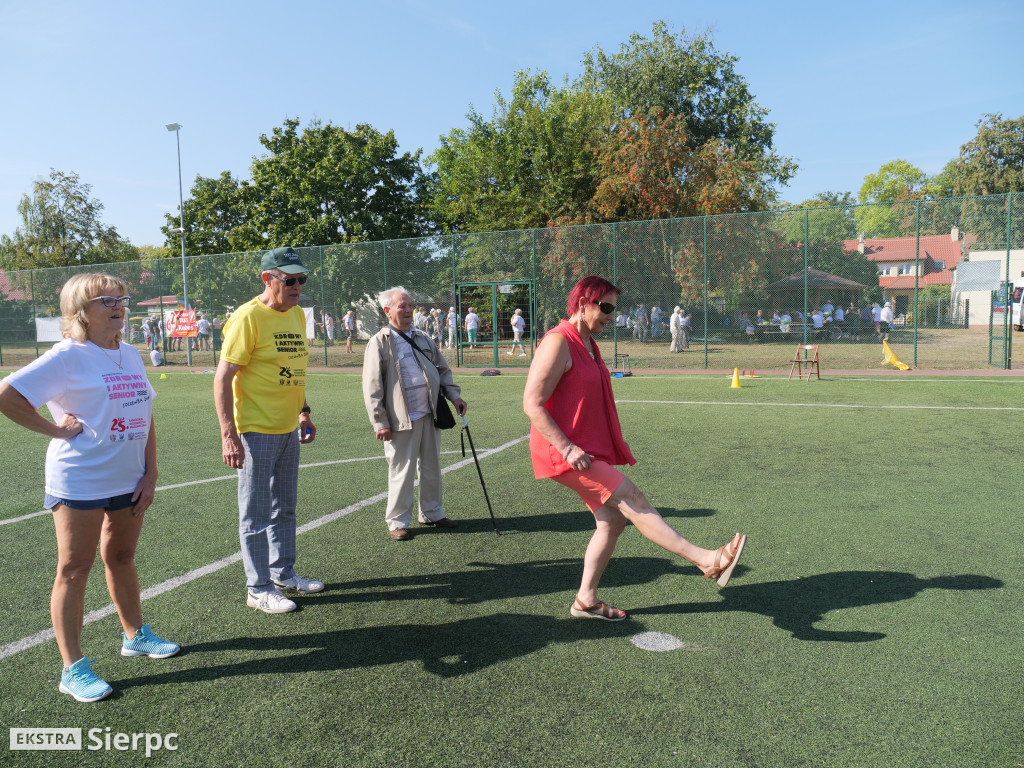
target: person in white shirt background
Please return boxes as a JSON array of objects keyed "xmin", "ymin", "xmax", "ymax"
[{"xmin": 509, "ymin": 308, "xmax": 527, "ymax": 356}]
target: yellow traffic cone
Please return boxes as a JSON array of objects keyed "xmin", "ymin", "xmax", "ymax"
[
  {"xmin": 159, "ymin": 373, "xmax": 167, "ymax": 379},
  {"xmin": 730, "ymin": 368, "xmax": 742, "ymax": 388}
]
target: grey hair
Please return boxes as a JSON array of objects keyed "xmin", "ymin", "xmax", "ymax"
[{"xmin": 378, "ymin": 286, "xmax": 410, "ymax": 309}]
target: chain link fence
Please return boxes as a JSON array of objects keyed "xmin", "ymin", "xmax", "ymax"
[{"xmin": 2, "ymin": 193, "xmax": 1021, "ymax": 371}]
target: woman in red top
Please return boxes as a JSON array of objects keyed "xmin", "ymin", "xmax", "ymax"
[{"xmin": 523, "ymin": 276, "xmax": 746, "ymax": 621}]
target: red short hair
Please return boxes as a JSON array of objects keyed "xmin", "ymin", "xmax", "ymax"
[{"xmin": 566, "ymin": 276, "xmax": 621, "ymax": 317}]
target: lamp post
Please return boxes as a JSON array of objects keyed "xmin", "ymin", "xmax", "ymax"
[{"xmin": 165, "ymin": 122, "xmax": 192, "ymax": 365}]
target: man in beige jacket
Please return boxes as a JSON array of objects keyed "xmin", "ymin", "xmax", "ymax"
[{"xmin": 362, "ymin": 287, "xmax": 467, "ymax": 541}]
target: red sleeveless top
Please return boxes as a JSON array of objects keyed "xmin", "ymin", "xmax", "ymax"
[{"xmin": 530, "ymin": 320, "xmax": 636, "ymax": 479}]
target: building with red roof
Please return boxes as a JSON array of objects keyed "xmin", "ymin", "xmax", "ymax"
[{"xmin": 842, "ymin": 227, "xmax": 975, "ymax": 316}]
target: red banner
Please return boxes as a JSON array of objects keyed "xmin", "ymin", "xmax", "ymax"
[{"xmin": 167, "ymin": 310, "xmax": 198, "ymax": 338}]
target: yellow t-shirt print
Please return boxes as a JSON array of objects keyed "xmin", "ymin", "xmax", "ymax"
[{"xmin": 220, "ymin": 298, "xmax": 309, "ymax": 434}]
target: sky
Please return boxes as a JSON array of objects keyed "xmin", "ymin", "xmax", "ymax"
[{"xmin": 0, "ymin": 0, "xmax": 1021, "ymax": 248}]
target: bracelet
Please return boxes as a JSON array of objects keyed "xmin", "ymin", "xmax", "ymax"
[{"xmin": 561, "ymin": 443, "xmax": 575, "ymax": 461}]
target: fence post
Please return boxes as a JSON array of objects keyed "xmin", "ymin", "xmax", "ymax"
[
  {"xmin": 30, "ymin": 269, "xmax": 38, "ymax": 360},
  {"xmin": 530, "ymin": 229, "xmax": 537, "ymax": 354},
  {"xmin": 612, "ymin": 221, "xmax": 617, "ymax": 362},
  {"xmin": 205, "ymin": 253, "xmax": 214, "ymax": 365},
  {"xmin": 702, "ymin": 215, "xmax": 709, "ymax": 368},
  {"xmin": 913, "ymin": 201, "xmax": 921, "ymax": 367},
  {"xmin": 1005, "ymin": 194, "xmax": 1014, "ymax": 368},
  {"xmin": 802, "ymin": 209, "xmax": 809, "ymax": 345},
  {"xmin": 320, "ymin": 245, "xmax": 328, "ymax": 367}
]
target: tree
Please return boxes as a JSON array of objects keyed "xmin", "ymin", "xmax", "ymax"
[
  {"xmin": 429, "ymin": 22, "xmax": 794, "ymax": 236},
  {"xmin": 950, "ymin": 113, "xmax": 1024, "ymax": 196},
  {"xmin": 0, "ymin": 169, "xmax": 138, "ymax": 270},
  {"xmin": 778, "ymin": 192, "xmax": 858, "ymax": 242},
  {"xmin": 581, "ymin": 21, "xmax": 796, "ymax": 202},
  {"xmin": 163, "ymin": 171, "xmax": 251, "ymax": 255},
  {"xmin": 163, "ymin": 118, "xmax": 430, "ymax": 253},
  {"xmin": 584, "ymin": 109, "xmax": 767, "ymax": 224},
  {"xmin": 428, "ymin": 71, "xmax": 612, "ymax": 233},
  {"xmin": 855, "ymin": 160, "xmax": 931, "ymax": 238}
]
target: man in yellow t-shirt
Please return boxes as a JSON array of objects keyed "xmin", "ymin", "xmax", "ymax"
[{"xmin": 214, "ymin": 247, "xmax": 323, "ymax": 614}]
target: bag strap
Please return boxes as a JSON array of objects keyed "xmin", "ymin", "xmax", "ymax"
[
  {"xmin": 393, "ymin": 328, "xmax": 435, "ymax": 367},
  {"xmin": 393, "ymin": 328, "xmax": 450, "ymax": 398}
]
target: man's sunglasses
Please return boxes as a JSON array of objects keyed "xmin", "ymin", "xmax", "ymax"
[
  {"xmin": 592, "ymin": 301, "xmax": 616, "ymax": 315},
  {"xmin": 268, "ymin": 273, "xmax": 308, "ymax": 287},
  {"xmin": 90, "ymin": 295, "xmax": 131, "ymax": 308}
]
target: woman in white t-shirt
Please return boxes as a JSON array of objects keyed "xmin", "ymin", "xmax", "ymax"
[{"xmin": 0, "ymin": 273, "xmax": 179, "ymax": 703}]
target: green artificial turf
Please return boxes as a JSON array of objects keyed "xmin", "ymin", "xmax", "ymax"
[{"xmin": 0, "ymin": 370, "xmax": 1021, "ymax": 767}]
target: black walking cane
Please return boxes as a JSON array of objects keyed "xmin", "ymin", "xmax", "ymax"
[{"xmin": 460, "ymin": 414, "xmax": 499, "ymax": 534}]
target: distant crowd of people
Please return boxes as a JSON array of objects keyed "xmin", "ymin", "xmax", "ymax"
[{"xmin": 736, "ymin": 300, "xmax": 896, "ymax": 341}]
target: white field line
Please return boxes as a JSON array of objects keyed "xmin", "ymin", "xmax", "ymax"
[
  {"xmin": 615, "ymin": 399, "xmax": 1024, "ymax": 411},
  {"xmin": 0, "ymin": 451, "xmax": 468, "ymax": 527},
  {"xmin": 0, "ymin": 435, "xmax": 527, "ymax": 662}
]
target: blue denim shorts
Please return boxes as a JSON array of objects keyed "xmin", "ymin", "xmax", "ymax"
[{"xmin": 44, "ymin": 492, "xmax": 136, "ymax": 511}]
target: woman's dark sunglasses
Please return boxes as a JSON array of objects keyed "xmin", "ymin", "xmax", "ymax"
[
  {"xmin": 269, "ymin": 273, "xmax": 308, "ymax": 287},
  {"xmin": 593, "ymin": 301, "xmax": 616, "ymax": 315}
]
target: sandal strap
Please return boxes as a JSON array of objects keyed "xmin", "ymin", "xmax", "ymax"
[
  {"xmin": 574, "ymin": 600, "xmax": 621, "ymax": 618},
  {"xmin": 704, "ymin": 536, "xmax": 738, "ymax": 578}
]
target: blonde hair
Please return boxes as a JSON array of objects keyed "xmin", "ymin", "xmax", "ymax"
[{"xmin": 60, "ymin": 273, "xmax": 128, "ymax": 343}]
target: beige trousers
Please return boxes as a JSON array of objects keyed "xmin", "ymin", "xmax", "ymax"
[{"xmin": 383, "ymin": 415, "xmax": 445, "ymax": 530}]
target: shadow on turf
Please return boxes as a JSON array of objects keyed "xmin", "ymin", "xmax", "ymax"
[
  {"xmin": 317, "ymin": 555, "xmax": 688, "ymax": 606},
  {"xmin": 633, "ymin": 571, "xmax": 1003, "ymax": 642},
  {"xmin": 450, "ymin": 507, "xmax": 715, "ymax": 535},
  {"xmin": 112, "ymin": 612, "xmax": 639, "ymax": 687}
]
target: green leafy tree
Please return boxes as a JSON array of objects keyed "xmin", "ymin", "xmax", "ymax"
[
  {"xmin": 855, "ymin": 160, "xmax": 931, "ymax": 237},
  {"xmin": 161, "ymin": 171, "xmax": 251, "ymax": 255},
  {"xmin": 945, "ymin": 115, "xmax": 1024, "ymax": 248},
  {"xmin": 1, "ymin": 169, "xmax": 138, "ymax": 270},
  {"xmin": 778, "ymin": 192, "xmax": 857, "ymax": 242},
  {"xmin": 163, "ymin": 118, "xmax": 430, "ymax": 253},
  {"xmin": 428, "ymin": 71, "xmax": 612, "ymax": 233},
  {"xmin": 950, "ymin": 113, "xmax": 1024, "ymax": 196},
  {"xmin": 581, "ymin": 21, "xmax": 796, "ymax": 202}
]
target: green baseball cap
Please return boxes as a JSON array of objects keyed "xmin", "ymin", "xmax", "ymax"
[{"xmin": 260, "ymin": 247, "xmax": 309, "ymax": 275}]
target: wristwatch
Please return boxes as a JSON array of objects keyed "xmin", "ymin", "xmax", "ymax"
[{"xmin": 300, "ymin": 405, "xmax": 311, "ymax": 415}]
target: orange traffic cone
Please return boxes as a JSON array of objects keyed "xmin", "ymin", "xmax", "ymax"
[{"xmin": 730, "ymin": 368, "xmax": 742, "ymax": 388}]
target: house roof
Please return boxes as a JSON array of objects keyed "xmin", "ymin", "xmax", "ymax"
[
  {"xmin": 841, "ymin": 231, "xmax": 977, "ymax": 289},
  {"xmin": 0, "ymin": 271, "xmax": 28, "ymax": 301},
  {"xmin": 767, "ymin": 267, "xmax": 867, "ymax": 291},
  {"xmin": 841, "ymin": 233, "xmax": 975, "ymax": 266},
  {"xmin": 136, "ymin": 295, "xmax": 181, "ymax": 307}
]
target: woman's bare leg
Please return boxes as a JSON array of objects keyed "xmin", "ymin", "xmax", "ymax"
[{"xmin": 51, "ymin": 505, "xmax": 104, "ymax": 666}]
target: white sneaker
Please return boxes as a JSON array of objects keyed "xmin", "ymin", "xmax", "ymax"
[
  {"xmin": 507, "ymin": 351, "xmax": 514, "ymax": 355},
  {"xmin": 273, "ymin": 575, "xmax": 325, "ymax": 594},
  {"xmin": 247, "ymin": 589, "xmax": 297, "ymax": 614},
  {"xmin": 519, "ymin": 353, "xmax": 527, "ymax": 357}
]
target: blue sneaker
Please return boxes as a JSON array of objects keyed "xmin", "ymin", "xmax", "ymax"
[
  {"xmin": 59, "ymin": 658, "xmax": 112, "ymax": 703},
  {"xmin": 121, "ymin": 625, "xmax": 180, "ymax": 659}
]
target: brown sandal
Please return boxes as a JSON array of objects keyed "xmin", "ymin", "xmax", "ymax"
[
  {"xmin": 700, "ymin": 533, "xmax": 747, "ymax": 587},
  {"xmin": 570, "ymin": 598, "xmax": 627, "ymax": 621}
]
